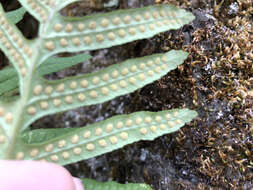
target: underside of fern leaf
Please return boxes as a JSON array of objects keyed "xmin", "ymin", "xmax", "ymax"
[
  {"xmin": 22, "ymin": 50, "xmax": 188, "ymax": 130},
  {"xmin": 0, "ymin": 1, "xmax": 196, "ymax": 189},
  {"xmin": 14, "ymin": 108, "xmax": 197, "ymax": 165}
]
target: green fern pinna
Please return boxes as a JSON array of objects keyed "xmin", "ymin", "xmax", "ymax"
[{"xmin": 0, "ymin": 1, "xmax": 196, "ymax": 189}]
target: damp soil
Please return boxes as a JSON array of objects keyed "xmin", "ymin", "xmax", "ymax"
[{"xmin": 0, "ymin": 0, "xmax": 253, "ymax": 189}]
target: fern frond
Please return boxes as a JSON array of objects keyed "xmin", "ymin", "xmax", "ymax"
[
  {"xmin": 6, "ymin": 7, "xmax": 26, "ymax": 24},
  {"xmin": 17, "ymin": 0, "xmax": 54, "ymax": 23},
  {"xmin": 0, "ymin": 54, "xmax": 91, "ymax": 96},
  {"xmin": 0, "ymin": 4, "xmax": 33, "ymax": 79},
  {"xmin": 22, "ymin": 50, "xmax": 187, "ymax": 130},
  {"xmin": 38, "ymin": 5, "xmax": 195, "ymax": 63},
  {"xmin": 14, "ymin": 109, "xmax": 197, "ymax": 165}
]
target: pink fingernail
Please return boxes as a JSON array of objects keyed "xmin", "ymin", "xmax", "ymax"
[{"xmin": 73, "ymin": 177, "xmax": 85, "ymax": 190}]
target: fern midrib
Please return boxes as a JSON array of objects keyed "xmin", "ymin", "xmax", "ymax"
[
  {"xmin": 5, "ymin": 9, "xmax": 59, "ymax": 159},
  {"xmin": 5, "ymin": 44, "xmax": 40, "ymax": 159}
]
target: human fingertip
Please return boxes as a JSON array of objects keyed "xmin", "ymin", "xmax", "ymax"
[{"xmin": 73, "ymin": 177, "xmax": 85, "ymax": 190}]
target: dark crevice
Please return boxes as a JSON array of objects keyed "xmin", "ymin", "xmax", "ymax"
[{"xmin": 16, "ymin": 11, "xmax": 39, "ymax": 39}]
